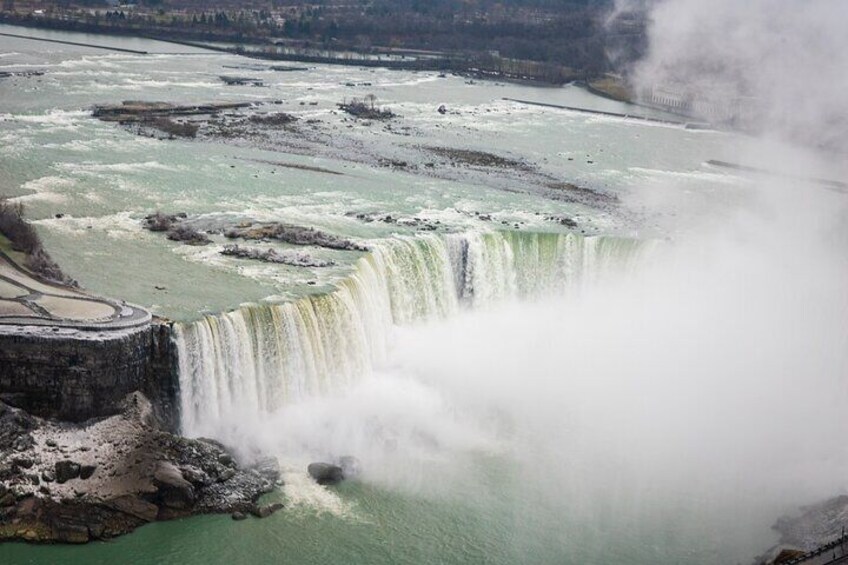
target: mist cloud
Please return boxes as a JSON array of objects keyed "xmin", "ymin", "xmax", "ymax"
[{"xmin": 614, "ymin": 0, "xmax": 848, "ymax": 154}]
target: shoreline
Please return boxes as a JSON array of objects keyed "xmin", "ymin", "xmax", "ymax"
[
  {"xmin": 0, "ymin": 30, "xmax": 148, "ymax": 54},
  {"xmin": 0, "ymin": 17, "xmax": 580, "ymax": 86}
]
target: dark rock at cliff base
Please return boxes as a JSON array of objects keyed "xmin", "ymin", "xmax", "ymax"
[
  {"xmin": 55, "ymin": 461, "xmax": 81, "ymax": 484},
  {"xmin": 231, "ymin": 511, "xmax": 247, "ymax": 521},
  {"xmin": 308, "ymin": 462, "xmax": 344, "ymax": 485},
  {"xmin": 0, "ymin": 403, "xmax": 36, "ymax": 452},
  {"xmin": 0, "ymin": 394, "xmax": 283, "ymax": 544},
  {"xmin": 105, "ymin": 494, "xmax": 159, "ymax": 523},
  {"xmin": 153, "ymin": 461, "xmax": 195, "ymax": 510},
  {"xmin": 54, "ymin": 520, "xmax": 90, "ymax": 544}
]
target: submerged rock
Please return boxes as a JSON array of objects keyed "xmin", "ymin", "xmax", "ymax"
[{"xmin": 250, "ymin": 502, "xmax": 284, "ymax": 518}]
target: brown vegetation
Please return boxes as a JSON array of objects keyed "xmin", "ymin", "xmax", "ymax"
[
  {"xmin": 427, "ymin": 146, "xmax": 531, "ymax": 171},
  {"xmin": 338, "ymin": 98, "xmax": 396, "ymax": 120},
  {"xmin": 247, "ymin": 112, "xmax": 298, "ymax": 127},
  {"xmin": 143, "ymin": 212, "xmax": 210, "ymax": 245},
  {"xmin": 0, "ymin": 198, "xmax": 76, "ymax": 286}
]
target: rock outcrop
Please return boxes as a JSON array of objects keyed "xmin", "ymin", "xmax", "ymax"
[
  {"xmin": 220, "ymin": 244, "xmax": 335, "ymax": 267},
  {"xmin": 0, "ymin": 394, "xmax": 281, "ymax": 544},
  {"xmin": 224, "ymin": 222, "xmax": 369, "ymax": 252}
]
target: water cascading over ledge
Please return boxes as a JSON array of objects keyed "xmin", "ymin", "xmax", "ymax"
[{"xmin": 175, "ymin": 231, "xmax": 648, "ymax": 435}]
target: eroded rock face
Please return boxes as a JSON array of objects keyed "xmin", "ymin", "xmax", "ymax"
[
  {"xmin": 0, "ymin": 322, "xmax": 178, "ymax": 426},
  {"xmin": 0, "ymin": 394, "xmax": 282, "ymax": 544},
  {"xmin": 153, "ymin": 462, "xmax": 195, "ymax": 510}
]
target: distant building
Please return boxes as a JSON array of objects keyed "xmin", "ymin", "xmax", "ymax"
[{"xmin": 642, "ymin": 83, "xmax": 759, "ymax": 126}]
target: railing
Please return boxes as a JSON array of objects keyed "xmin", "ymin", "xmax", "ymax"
[{"xmin": 780, "ymin": 531, "xmax": 848, "ymax": 565}]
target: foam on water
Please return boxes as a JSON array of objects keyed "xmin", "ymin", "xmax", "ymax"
[
  {"xmin": 56, "ymin": 160, "xmax": 180, "ymax": 175},
  {"xmin": 280, "ymin": 469, "xmax": 358, "ymax": 518}
]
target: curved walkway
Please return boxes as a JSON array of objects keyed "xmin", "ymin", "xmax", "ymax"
[{"xmin": 0, "ymin": 250, "xmax": 150, "ymax": 330}]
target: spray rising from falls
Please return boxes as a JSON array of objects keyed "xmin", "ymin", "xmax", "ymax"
[{"xmin": 175, "ymin": 231, "xmax": 649, "ymax": 436}]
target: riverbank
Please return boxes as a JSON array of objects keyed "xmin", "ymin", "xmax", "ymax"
[{"xmin": 0, "ymin": 14, "xmax": 581, "ymax": 85}]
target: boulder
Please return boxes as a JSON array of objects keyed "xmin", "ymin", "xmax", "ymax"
[
  {"xmin": 308, "ymin": 462, "xmax": 344, "ymax": 486},
  {"xmin": 231, "ymin": 511, "xmax": 247, "ymax": 521},
  {"xmin": 55, "ymin": 461, "xmax": 81, "ymax": 484},
  {"xmin": 79, "ymin": 465, "xmax": 97, "ymax": 480},
  {"xmin": 250, "ymin": 502, "xmax": 283, "ymax": 518},
  {"xmin": 179, "ymin": 465, "xmax": 211, "ymax": 487},
  {"xmin": 12, "ymin": 457, "xmax": 34, "ymax": 469},
  {"xmin": 153, "ymin": 461, "xmax": 195, "ymax": 510}
]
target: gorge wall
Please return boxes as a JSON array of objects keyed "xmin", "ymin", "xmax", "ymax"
[{"xmin": 0, "ymin": 321, "xmax": 179, "ymax": 429}]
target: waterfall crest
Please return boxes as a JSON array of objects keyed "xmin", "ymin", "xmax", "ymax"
[{"xmin": 175, "ymin": 231, "xmax": 648, "ymax": 435}]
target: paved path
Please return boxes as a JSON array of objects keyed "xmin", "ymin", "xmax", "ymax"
[{"xmin": 0, "ymin": 250, "xmax": 150, "ymax": 331}]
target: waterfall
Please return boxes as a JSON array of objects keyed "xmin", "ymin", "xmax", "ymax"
[{"xmin": 175, "ymin": 231, "xmax": 649, "ymax": 435}]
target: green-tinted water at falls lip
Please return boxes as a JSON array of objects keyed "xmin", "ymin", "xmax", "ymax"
[{"xmin": 0, "ymin": 24, "xmax": 789, "ymax": 565}]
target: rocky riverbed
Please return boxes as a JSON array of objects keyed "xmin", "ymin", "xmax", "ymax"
[
  {"xmin": 0, "ymin": 393, "xmax": 281, "ymax": 544},
  {"xmin": 90, "ymin": 99, "xmax": 619, "ymax": 213}
]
